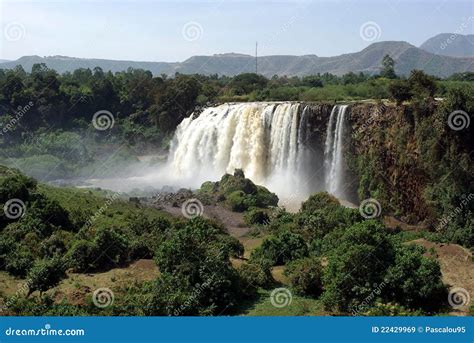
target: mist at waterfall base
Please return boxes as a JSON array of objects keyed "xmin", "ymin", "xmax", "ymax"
[{"xmin": 87, "ymin": 102, "xmax": 350, "ymax": 210}]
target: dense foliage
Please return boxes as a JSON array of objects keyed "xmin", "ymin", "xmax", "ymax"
[
  {"xmin": 198, "ymin": 169, "xmax": 278, "ymax": 212},
  {"xmin": 1, "ymin": 63, "xmax": 472, "ymax": 180}
]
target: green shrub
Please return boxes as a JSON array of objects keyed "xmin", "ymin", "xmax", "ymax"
[
  {"xmin": 297, "ymin": 192, "xmax": 361, "ymax": 240},
  {"xmin": 238, "ymin": 262, "xmax": 273, "ymax": 295},
  {"xmin": 251, "ymin": 230, "xmax": 308, "ymax": 266},
  {"xmin": 5, "ymin": 246, "xmax": 34, "ymax": 277},
  {"xmin": 215, "ymin": 234, "xmax": 244, "ymax": 258},
  {"xmin": 383, "ymin": 244, "xmax": 446, "ymax": 312},
  {"xmin": 321, "ymin": 221, "xmax": 395, "ymax": 311},
  {"xmin": 26, "ymin": 256, "xmax": 67, "ymax": 296},
  {"xmin": 150, "ymin": 217, "xmax": 243, "ymax": 316},
  {"xmin": 65, "ymin": 239, "xmax": 96, "ymax": 272},
  {"xmin": 244, "ymin": 208, "xmax": 269, "ymax": 226},
  {"xmin": 362, "ymin": 302, "xmax": 424, "ymax": 316},
  {"xmin": 93, "ymin": 227, "xmax": 130, "ymax": 268},
  {"xmin": 285, "ymin": 257, "xmax": 323, "ymax": 297}
]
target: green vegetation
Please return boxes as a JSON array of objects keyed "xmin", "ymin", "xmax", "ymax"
[
  {"xmin": 1, "ymin": 61, "xmax": 472, "ymax": 317},
  {"xmin": 350, "ymin": 77, "xmax": 473, "ymax": 248},
  {"xmin": 1, "ymin": 63, "xmax": 472, "ymax": 180},
  {"xmin": 0, "ymin": 167, "xmax": 460, "ymax": 317},
  {"xmin": 198, "ymin": 169, "xmax": 278, "ymax": 212}
]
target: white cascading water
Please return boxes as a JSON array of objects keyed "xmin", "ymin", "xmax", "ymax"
[
  {"xmin": 85, "ymin": 102, "xmax": 351, "ymax": 208},
  {"xmin": 167, "ymin": 102, "xmax": 321, "ymax": 207},
  {"xmin": 324, "ymin": 105, "xmax": 348, "ymax": 199}
]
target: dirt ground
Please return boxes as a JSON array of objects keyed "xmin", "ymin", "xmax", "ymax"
[{"xmin": 410, "ymin": 239, "xmax": 473, "ymax": 315}]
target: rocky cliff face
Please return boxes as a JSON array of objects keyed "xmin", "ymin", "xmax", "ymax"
[{"xmin": 343, "ymin": 100, "xmax": 472, "ymax": 229}]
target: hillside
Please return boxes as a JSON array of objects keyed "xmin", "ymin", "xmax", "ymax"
[
  {"xmin": 2, "ymin": 41, "xmax": 473, "ymax": 77},
  {"xmin": 420, "ymin": 33, "xmax": 474, "ymax": 57}
]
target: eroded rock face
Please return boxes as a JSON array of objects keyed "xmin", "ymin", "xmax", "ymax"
[{"xmin": 347, "ymin": 102, "xmax": 436, "ymax": 224}]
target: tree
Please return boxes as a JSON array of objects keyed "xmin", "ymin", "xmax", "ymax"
[
  {"xmin": 321, "ymin": 221, "xmax": 394, "ymax": 311},
  {"xmin": 383, "ymin": 244, "xmax": 446, "ymax": 311},
  {"xmin": 285, "ymin": 257, "xmax": 323, "ymax": 297},
  {"xmin": 229, "ymin": 73, "xmax": 268, "ymax": 95},
  {"xmin": 26, "ymin": 256, "xmax": 66, "ymax": 296},
  {"xmin": 250, "ymin": 229, "xmax": 308, "ymax": 266},
  {"xmin": 381, "ymin": 55, "xmax": 396, "ymax": 79},
  {"xmin": 150, "ymin": 217, "xmax": 243, "ymax": 315},
  {"xmin": 408, "ymin": 70, "xmax": 437, "ymax": 99},
  {"xmin": 388, "ymin": 80, "xmax": 412, "ymax": 105}
]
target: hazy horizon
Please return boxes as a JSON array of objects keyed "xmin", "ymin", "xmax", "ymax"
[{"xmin": 1, "ymin": 0, "xmax": 473, "ymax": 62}]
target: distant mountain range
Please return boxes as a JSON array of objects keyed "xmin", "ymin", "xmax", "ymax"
[
  {"xmin": 419, "ymin": 33, "xmax": 474, "ymax": 57},
  {"xmin": 1, "ymin": 35, "xmax": 473, "ymax": 78}
]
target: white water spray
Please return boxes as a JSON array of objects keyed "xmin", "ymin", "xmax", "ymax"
[
  {"xmin": 167, "ymin": 102, "xmax": 322, "ymax": 205},
  {"xmin": 324, "ymin": 105, "xmax": 348, "ymax": 199}
]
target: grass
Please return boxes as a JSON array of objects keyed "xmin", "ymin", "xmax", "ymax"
[
  {"xmin": 241, "ymin": 289, "xmax": 326, "ymax": 316},
  {"xmin": 37, "ymin": 183, "xmax": 171, "ymax": 229}
]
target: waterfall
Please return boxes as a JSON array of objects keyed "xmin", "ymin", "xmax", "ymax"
[
  {"xmin": 167, "ymin": 102, "xmax": 323, "ymax": 205},
  {"xmin": 324, "ymin": 105, "xmax": 348, "ymax": 199}
]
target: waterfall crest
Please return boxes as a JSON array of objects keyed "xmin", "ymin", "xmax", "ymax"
[
  {"xmin": 168, "ymin": 102, "xmax": 322, "ymax": 205},
  {"xmin": 160, "ymin": 102, "xmax": 352, "ymax": 207},
  {"xmin": 324, "ymin": 105, "xmax": 348, "ymax": 199}
]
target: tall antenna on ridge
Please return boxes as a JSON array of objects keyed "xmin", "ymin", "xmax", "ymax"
[{"xmin": 255, "ymin": 41, "xmax": 258, "ymax": 74}]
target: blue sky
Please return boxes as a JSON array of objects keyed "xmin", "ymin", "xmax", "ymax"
[{"xmin": 1, "ymin": 0, "xmax": 473, "ymax": 61}]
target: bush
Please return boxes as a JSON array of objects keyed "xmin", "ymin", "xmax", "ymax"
[
  {"xmin": 93, "ymin": 227, "xmax": 130, "ymax": 268},
  {"xmin": 65, "ymin": 239, "xmax": 96, "ymax": 272},
  {"xmin": 251, "ymin": 230, "xmax": 308, "ymax": 266},
  {"xmin": 285, "ymin": 257, "xmax": 323, "ymax": 297},
  {"xmin": 244, "ymin": 208, "xmax": 269, "ymax": 226},
  {"xmin": 238, "ymin": 262, "xmax": 273, "ymax": 295},
  {"xmin": 321, "ymin": 221, "xmax": 395, "ymax": 311},
  {"xmin": 227, "ymin": 191, "xmax": 255, "ymax": 212},
  {"xmin": 388, "ymin": 80, "xmax": 412, "ymax": 105},
  {"xmin": 150, "ymin": 217, "xmax": 243, "ymax": 315},
  {"xmin": 215, "ymin": 234, "xmax": 244, "ymax": 258},
  {"xmin": 40, "ymin": 231, "xmax": 72, "ymax": 258},
  {"xmin": 321, "ymin": 220, "xmax": 446, "ymax": 313},
  {"xmin": 26, "ymin": 256, "xmax": 67, "ymax": 296},
  {"xmin": 408, "ymin": 70, "xmax": 437, "ymax": 99},
  {"xmin": 297, "ymin": 192, "xmax": 361, "ymax": 240},
  {"xmin": 383, "ymin": 244, "xmax": 446, "ymax": 312},
  {"xmin": 5, "ymin": 246, "xmax": 34, "ymax": 277}
]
